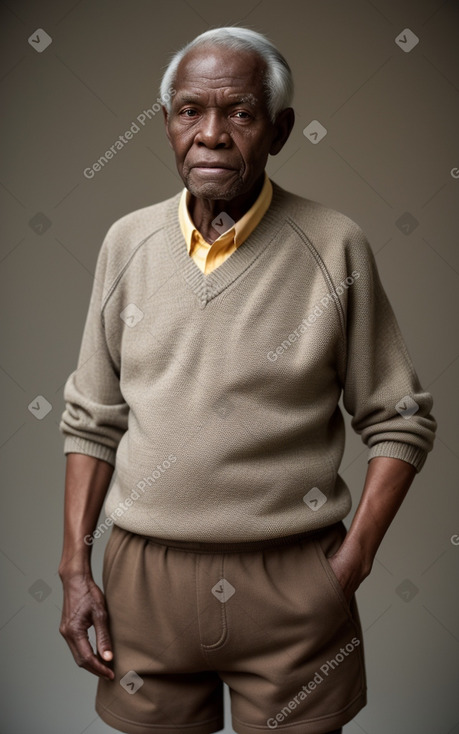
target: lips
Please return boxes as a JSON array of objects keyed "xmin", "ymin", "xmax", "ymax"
[
  {"xmin": 191, "ymin": 162, "xmax": 235, "ymax": 169},
  {"xmin": 191, "ymin": 165, "xmax": 236, "ymax": 178}
]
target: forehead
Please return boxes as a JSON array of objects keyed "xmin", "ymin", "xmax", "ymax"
[{"xmin": 174, "ymin": 44, "xmax": 267, "ymax": 99}]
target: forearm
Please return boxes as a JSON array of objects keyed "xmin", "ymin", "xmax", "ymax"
[
  {"xmin": 345, "ymin": 455, "xmax": 416, "ymax": 570},
  {"xmin": 58, "ymin": 452, "xmax": 114, "ymax": 578},
  {"xmin": 329, "ymin": 455, "xmax": 417, "ymax": 598}
]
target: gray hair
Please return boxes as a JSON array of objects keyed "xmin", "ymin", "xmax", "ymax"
[{"xmin": 159, "ymin": 27, "xmax": 294, "ymax": 123}]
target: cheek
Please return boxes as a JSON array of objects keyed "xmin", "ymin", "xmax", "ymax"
[
  {"xmin": 167, "ymin": 126, "xmax": 190, "ymax": 159},
  {"xmin": 237, "ymin": 131, "xmax": 271, "ymax": 161},
  {"xmin": 238, "ymin": 148, "xmax": 266, "ymax": 174}
]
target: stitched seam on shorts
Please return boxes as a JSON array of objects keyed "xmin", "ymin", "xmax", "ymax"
[
  {"xmin": 97, "ymin": 700, "xmax": 223, "ymax": 730},
  {"xmin": 199, "ymin": 554, "xmax": 229, "ymax": 651},
  {"xmin": 231, "ymin": 687, "xmax": 366, "ymax": 729}
]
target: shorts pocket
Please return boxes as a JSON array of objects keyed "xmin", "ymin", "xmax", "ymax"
[
  {"xmin": 102, "ymin": 524, "xmax": 126, "ymax": 590},
  {"xmin": 313, "ymin": 526, "xmax": 354, "ymax": 622}
]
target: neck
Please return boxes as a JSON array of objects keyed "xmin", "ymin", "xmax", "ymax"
[{"xmin": 188, "ymin": 173, "xmax": 265, "ymax": 243}]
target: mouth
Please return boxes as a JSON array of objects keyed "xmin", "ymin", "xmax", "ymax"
[
  {"xmin": 191, "ymin": 165, "xmax": 236, "ymax": 176},
  {"xmin": 192, "ymin": 162, "xmax": 235, "ymax": 168},
  {"xmin": 192, "ymin": 161, "xmax": 237, "ymax": 169}
]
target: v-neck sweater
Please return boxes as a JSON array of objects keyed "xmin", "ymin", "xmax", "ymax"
[{"xmin": 59, "ymin": 180, "xmax": 437, "ymax": 542}]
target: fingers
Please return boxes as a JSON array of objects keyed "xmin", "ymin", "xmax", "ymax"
[
  {"xmin": 68, "ymin": 631, "xmax": 115, "ymax": 680},
  {"xmin": 93, "ymin": 606, "xmax": 114, "ymax": 667},
  {"xmin": 59, "ymin": 580, "xmax": 115, "ymax": 680}
]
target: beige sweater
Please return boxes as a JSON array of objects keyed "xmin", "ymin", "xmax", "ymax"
[{"xmin": 59, "ymin": 180, "xmax": 437, "ymax": 542}]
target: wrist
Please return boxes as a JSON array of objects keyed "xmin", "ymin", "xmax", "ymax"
[
  {"xmin": 58, "ymin": 547, "xmax": 92, "ymax": 580},
  {"xmin": 340, "ymin": 533, "xmax": 374, "ymax": 580}
]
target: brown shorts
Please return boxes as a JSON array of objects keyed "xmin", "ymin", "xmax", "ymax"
[{"xmin": 96, "ymin": 521, "xmax": 367, "ymax": 734}]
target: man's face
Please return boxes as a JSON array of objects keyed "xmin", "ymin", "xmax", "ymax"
[{"xmin": 164, "ymin": 44, "xmax": 289, "ymax": 201}]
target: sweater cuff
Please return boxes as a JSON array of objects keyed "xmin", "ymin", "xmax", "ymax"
[
  {"xmin": 63, "ymin": 435, "xmax": 117, "ymax": 467},
  {"xmin": 367, "ymin": 441, "xmax": 427, "ymax": 473}
]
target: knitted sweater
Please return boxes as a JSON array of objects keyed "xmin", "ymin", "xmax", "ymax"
[{"xmin": 59, "ymin": 180, "xmax": 437, "ymax": 542}]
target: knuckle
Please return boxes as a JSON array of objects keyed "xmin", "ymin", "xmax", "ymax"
[
  {"xmin": 59, "ymin": 623, "xmax": 70, "ymax": 639},
  {"xmin": 93, "ymin": 607, "xmax": 107, "ymax": 623},
  {"xmin": 67, "ymin": 620, "xmax": 80, "ymax": 635}
]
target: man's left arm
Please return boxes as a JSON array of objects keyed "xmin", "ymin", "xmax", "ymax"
[
  {"xmin": 331, "ymin": 227, "xmax": 437, "ymax": 599},
  {"xmin": 328, "ymin": 455, "xmax": 416, "ymax": 601}
]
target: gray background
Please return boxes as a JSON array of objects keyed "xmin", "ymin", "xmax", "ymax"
[{"xmin": 1, "ymin": 0, "xmax": 458, "ymax": 732}]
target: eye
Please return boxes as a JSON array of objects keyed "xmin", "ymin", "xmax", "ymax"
[
  {"xmin": 180, "ymin": 108, "xmax": 198, "ymax": 117},
  {"xmin": 233, "ymin": 110, "xmax": 251, "ymax": 119}
]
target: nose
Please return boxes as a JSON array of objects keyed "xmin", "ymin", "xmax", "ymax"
[{"xmin": 194, "ymin": 110, "xmax": 231, "ymax": 148}]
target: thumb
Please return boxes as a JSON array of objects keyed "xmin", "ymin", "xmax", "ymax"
[{"xmin": 93, "ymin": 610, "xmax": 113, "ymax": 662}]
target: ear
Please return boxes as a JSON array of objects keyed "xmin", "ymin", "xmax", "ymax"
[
  {"xmin": 269, "ymin": 108, "xmax": 295, "ymax": 156},
  {"xmin": 162, "ymin": 106, "xmax": 174, "ymax": 150}
]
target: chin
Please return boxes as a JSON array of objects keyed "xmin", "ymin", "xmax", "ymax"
[{"xmin": 185, "ymin": 175, "xmax": 244, "ymax": 201}]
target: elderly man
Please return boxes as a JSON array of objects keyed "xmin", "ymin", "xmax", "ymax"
[{"xmin": 58, "ymin": 26, "xmax": 436, "ymax": 734}]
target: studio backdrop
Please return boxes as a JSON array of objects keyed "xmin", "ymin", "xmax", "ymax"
[{"xmin": 1, "ymin": 1, "xmax": 458, "ymax": 733}]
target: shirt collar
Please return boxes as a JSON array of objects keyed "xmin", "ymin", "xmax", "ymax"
[{"xmin": 178, "ymin": 172, "xmax": 273, "ymax": 254}]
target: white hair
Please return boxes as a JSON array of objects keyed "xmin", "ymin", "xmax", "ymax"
[{"xmin": 159, "ymin": 26, "xmax": 294, "ymax": 123}]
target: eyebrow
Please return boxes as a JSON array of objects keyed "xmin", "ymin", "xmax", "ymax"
[
  {"xmin": 174, "ymin": 92, "xmax": 258, "ymax": 107},
  {"xmin": 226, "ymin": 93, "xmax": 258, "ymax": 106}
]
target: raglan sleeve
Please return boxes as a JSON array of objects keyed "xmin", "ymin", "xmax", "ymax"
[
  {"xmin": 340, "ymin": 228, "xmax": 437, "ymax": 473},
  {"xmin": 58, "ymin": 231, "xmax": 129, "ymax": 467}
]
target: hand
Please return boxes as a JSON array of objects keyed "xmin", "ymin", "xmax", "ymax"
[
  {"xmin": 327, "ymin": 538, "xmax": 372, "ymax": 603},
  {"xmin": 59, "ymin": 572, "xmax": 114, "ymax": 680}
]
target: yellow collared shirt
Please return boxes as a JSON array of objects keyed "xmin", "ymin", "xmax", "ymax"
[{"xmin": 178, "ymin": 173, "xmax": 273, "ymax": 274}]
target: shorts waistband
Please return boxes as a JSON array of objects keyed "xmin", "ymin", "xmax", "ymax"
[{"xmin": 136, "ymin": 524, "xmax": 341, "ymax": 554}]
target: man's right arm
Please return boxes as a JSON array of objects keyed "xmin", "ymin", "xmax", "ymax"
[
  {"xmin": 58, "ymin": 227, "xmax": 130, "ymax": 677},
  {"xmin": 58, "ymin": 452, "xmax": 116, "ymax": 680}
]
